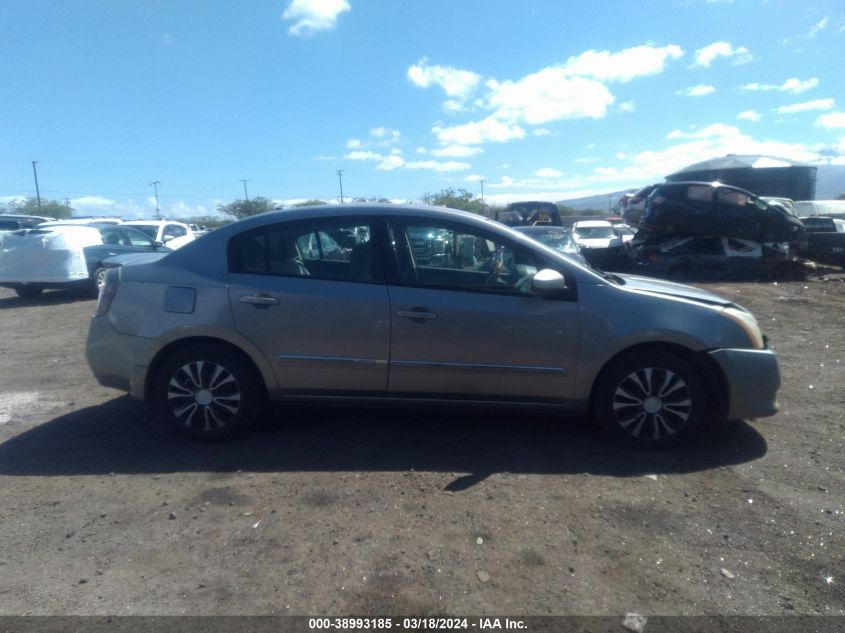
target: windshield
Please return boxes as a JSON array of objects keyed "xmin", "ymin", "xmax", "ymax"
[
  {"xmin": 124, "ymin": 225, "xmax": 158, "ymax": 239},
  {"xmin": 575, "ymin": 226, "xmax": 614, "ymax": 239},
  {"xmin": 529, "ymin": 229, "xmax": 578, "ymax": 253}
]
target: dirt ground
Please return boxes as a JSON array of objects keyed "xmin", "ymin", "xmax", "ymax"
[{"xmin": 0, "ymin": 272, "xmax": 842, "ymax": 619}]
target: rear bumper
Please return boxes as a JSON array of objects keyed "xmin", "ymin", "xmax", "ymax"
[
  {"xmin": 86, "ymin": 316, "xmax": 159, "ymax": 400},
  {"xmin": 708, "ymin": 348, "xmax": 781, "ymax": 419}
]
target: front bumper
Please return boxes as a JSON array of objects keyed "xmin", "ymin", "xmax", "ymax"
[
  {"xmin": 708, "ymin": 347, "xmax": 781, "ymax": 419},
  {"xmin": 86, "ymin": 316, "xmax": 159, "ymax": 400}
]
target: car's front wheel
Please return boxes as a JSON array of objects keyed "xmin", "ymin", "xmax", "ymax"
[
  {"xmin": 155, "ymin": 344, "xmax": 262, "ymax": 441},
  {"xmin": 593, "ymin": 349, "xmax": 707, "ymax": 448}
]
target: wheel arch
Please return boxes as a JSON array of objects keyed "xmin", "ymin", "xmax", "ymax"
[
  {"xmin": 144, "ymin": 336, "xmax": 270, "ymax": 405},
  {"xmin": 588, "ymin": 341, "xmax": 728, "ymax": 421}
]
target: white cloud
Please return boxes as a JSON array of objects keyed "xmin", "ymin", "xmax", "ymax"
[
  {"xmin": 535, "ymin": 168, "xmax": 563, "ymax": 178},
  {"xmin": 558, "ymin": 44, "xmax": 684, "ymax": 82},
  {"xmin": 737, "ymin": 110, "xmax": 762, "ymax": 122},
  {"xmin": 377, "ymin": 155, "xmax": 405, "ymax": 171},
  {"xmin": 405, "ymin": 160, "xmax": 471, "ymax": 172},
  {"xmin": 408, "ymin": 43, "xmax": 682, "ymax": 150},
  {"xmin": 442, "ymin": 99, "xmax": 465, "ymax": 112},
  {"xmin": 345, "ymin": 150, "xmax": 383, "ymax": 161},
  {"xmin": 433, "ymin": 115, "xmax": 526, "ymax": 145},
  {"xmin": 282, "ymin": 0, "xmax": 350, "ymax": 37},
  {"xmin": 407, "ymin": 59, "xmax": 481, "ymax": 99},
  {"xmin": 808, "ymin": 17, "xmax": 829, "ymax": 38},
  {"xmin": 677, "ymin": 84, "xmax": 716, "ymax": 97},
  {"xmin": 780, "ymin": 77, "xmax": 820, "ymax": 94},
  {"xmin": 693, "ymin": 41, "xmax": 753, "ymax": 67},
  {"xmin": 817, "ymin": 112, "xmax": 845, "ymax": 128},
  {"xmin": 430, "ymin": 145, "xmax": 483, "ymax": 158},
  {"xmin": 486, "ymin": 72, "xmax": 614, "ymax": 124},
  {"xmin": 741, "ymin": 77, "xmax": 819, "ymax": 94},
  {"xmin": 774, "ymin": 98, "xmax": 835, "ymax": 114}
]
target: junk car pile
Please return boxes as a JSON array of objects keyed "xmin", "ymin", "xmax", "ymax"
[{"xmin": 625, "ymin": 182, "xmax": 806, "ymax": 279}]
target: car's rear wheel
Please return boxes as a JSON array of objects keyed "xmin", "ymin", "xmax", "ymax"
[
  {"xmin": 594, "ymin": 349, "xmax": 707, "ymax": 449},
  {"xmin": 14, "ymin": 285, "xmax": 43, "ymax": 299},
  {"xmin": 91, "ymin": 268, "xmax": 107, "ymax": 298},
  {"xmin": 155, "ymin": 344, "xmax": 262, "ymax": 441}
]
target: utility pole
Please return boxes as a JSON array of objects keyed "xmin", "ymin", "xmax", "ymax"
[
  {"xmin": 480, "ymin": 179, "xmax": 485, "ymax": 206},
  {"xmin": 336, "ymin": 169, "xmax": 344, "ymax": 204},
  {"xmin": 31, "ymin": 160, "xmax": 42, "ymax": 208},
  {"xmin": 241, "ymin": 179, "xmax": 249, "ymax": 202},
  {"xmin": 148, "ymin": 180, "xmax": 162, "ymax": 219}
]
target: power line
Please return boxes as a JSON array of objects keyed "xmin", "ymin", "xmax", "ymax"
[
  {"xmin": 336, "ymin": 170, "xmax": 344, "ymax": 204},
  {"xmin": 148, "ymin": 180, "xmax": 162, "ymax": 220},
  {"xmin": 31, "ymin": 160, "xmax": 42, "ymax": 208}
]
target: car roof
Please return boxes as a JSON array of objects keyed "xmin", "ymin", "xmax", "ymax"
[{"xmin": 123, "ymin": 220, "xmax": 182, "ymax": 225}]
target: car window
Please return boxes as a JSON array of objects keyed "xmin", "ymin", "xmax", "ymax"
[
  {"xmin": 120, "ymin": 227, "xmax": 156, "ymax": 247},
  {"xmin": 229, "ymin": 221, "xmax": 379, "ymax": 283},
  {"xmin": 164, "ymin": 224, "xmax": 187, "ymax": 239},
  {"xmin": 99, "ymin": 227, "xmax": 124, "ymax": 245},
  {"xmin": 717, "ymin": 188, "xmax": 750, "ymax": 208},
  {"xmin": 126, "ymin": 225, "xmax": 158, "ymax": 240},
  {"xmin": 686, "ymin": 185, "xmax": 712, "ymax": 202},
  {"xmin": 389, "ymin": 220, "xmax": 539, "ymax": 295}
]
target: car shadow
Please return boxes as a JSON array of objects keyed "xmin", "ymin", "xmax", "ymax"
[
  {"xmin": 0, "ymin": 396, "xmax": 768, "ymax": 488},
  {"xmin": 0, "ymin": 288, "xmax": 94, "ymax": 309}
]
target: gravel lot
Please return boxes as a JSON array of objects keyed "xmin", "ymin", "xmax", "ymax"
[{"xmin": 0, "ymin": 276, "xmax": 842, "ymax": 618}]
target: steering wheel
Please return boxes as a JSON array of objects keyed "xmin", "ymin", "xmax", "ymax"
[{"xmin": 484, "ymin": 245, "xmax": 505, "ymax": 285}]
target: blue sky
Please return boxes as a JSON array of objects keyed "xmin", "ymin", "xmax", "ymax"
[{"xmin": 2, "ymin": 0, "xmax": 844, "ymax": 218}]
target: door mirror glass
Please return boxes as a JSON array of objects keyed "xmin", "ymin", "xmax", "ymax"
[{"xmin": 532, "ymin": 268, "xmax": 567, "ymax": 294}]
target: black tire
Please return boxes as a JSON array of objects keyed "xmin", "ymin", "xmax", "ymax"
[
  {"xmin": 91, "ymin": 268, "xmax": 107, "ymax": 298},
  {"xmin": 593, "ymin": 349, "xmax": 708, "ymax": 449},
  {"xmin": 14, "ymin": 285, "xmax": 43, "ymax": 299},
  {"xmin": 155, "ymin": 343, "xmax": 263, "ymax": 441}
]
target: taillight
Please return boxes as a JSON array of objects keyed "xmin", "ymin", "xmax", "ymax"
[{"xmin": 95, "ymin": 268, "xmax": 120, "ymax": 316}]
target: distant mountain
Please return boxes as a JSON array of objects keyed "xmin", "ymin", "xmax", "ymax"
[
  {"xmin": 815, "ymin": 164, "xmax": 845, "ymax": 200},
  {"xmin": 557, "ymin": 164, "xmax": 845, "ymax": 209}
]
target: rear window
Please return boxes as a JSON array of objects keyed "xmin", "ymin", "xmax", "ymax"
[{"xmin": 686, "ymin": 185, "xmax": 712, "ymax": 202}]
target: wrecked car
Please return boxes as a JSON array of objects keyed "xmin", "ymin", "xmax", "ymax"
[
  {"xmin": 640, "ymin": 182, "xmax": 804, "ymax": 244},
  {"xmin": 637, "ymin": 234, "xmax": 790, "ymax": 280},
  {"xmin": 571, "ymin": 220, "xmax": 627, "ymax": 268},
  {"xmin": 796, "ymin": 216, "xmax": 845, "ymax": 268}
]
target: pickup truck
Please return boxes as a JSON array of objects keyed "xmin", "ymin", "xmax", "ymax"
[{"xmin": 797, "ymin": 217, "xmax": 845, "ymax": 267}]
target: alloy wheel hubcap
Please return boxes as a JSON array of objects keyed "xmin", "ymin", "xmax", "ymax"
[
  {"xmin": 612, "ymin": 367, "xmax": 692, "ymax": 440},
  {"xmin": 167, "ymin": 361, "xmax": 241, "ymax": 431}
]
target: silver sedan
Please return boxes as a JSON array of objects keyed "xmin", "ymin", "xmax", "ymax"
[{"xmin": 86, "ymin": 204, "xmax": 780, "ymax": 448}]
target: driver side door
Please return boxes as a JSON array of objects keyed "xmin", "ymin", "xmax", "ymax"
[{"xmin": 385, "ymin": 218, "xmax": 579, "ymax": 401}]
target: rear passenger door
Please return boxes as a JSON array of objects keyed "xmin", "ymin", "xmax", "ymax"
[{"xmin": 228, "ymin": 217, "xmax": 390, "ymax": 393}]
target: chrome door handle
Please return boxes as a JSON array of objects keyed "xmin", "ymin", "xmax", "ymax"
[
  {"xmin": 240, "ymin": 294, "xmax": 280, "ymax": 306},
  {"xmin": 396, "ymin": 309, "xmax": 437, "ymax": 320}
]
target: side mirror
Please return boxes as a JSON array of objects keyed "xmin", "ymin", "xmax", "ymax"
[{"xmin": 532, "ymin": 268, "xmax": 568, "ymax": 295}]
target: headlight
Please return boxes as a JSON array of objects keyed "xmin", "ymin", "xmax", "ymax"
[{"xmin": 721, "ymin": 307, "xmax": 764, "ymax": 350}]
